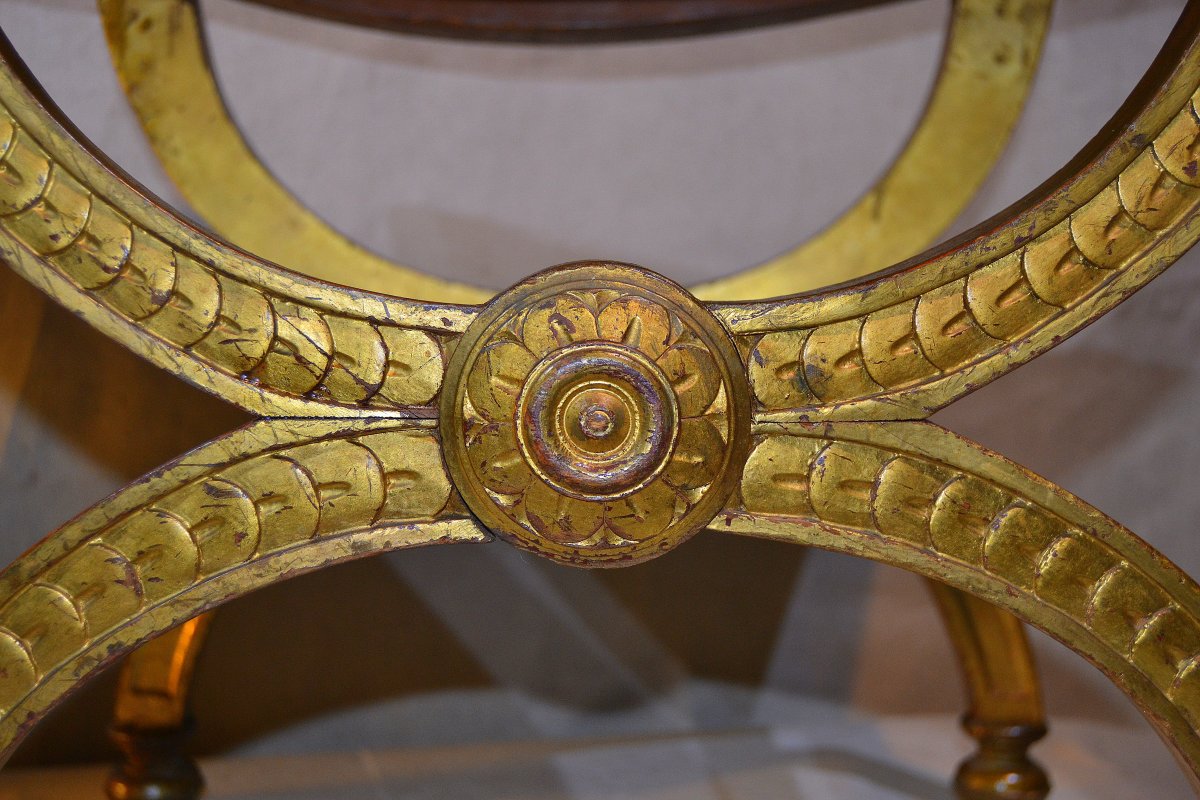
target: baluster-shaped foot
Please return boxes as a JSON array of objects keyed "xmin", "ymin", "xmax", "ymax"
[
  {"xmin": 955, "ymin": 717, "xmax": 1049, "ymax": 800},
  {"xmin": 105, "ymin": 616, "xmax": 211, "ymax": 800},
  {"xmin": 106, "ymin": 719, "xmax": 203, "ymax": 800},
  {"xmin": 927, "ymin": 583, "xmax": 1050, "ymax": 799}
]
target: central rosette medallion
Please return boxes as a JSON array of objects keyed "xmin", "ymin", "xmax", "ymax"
[
  {"xmin": 518, "ymin": 343, "xmax": 678, "ymax": 499},
  {"xmin": 441, "ymin": 262, "xmax": 750, "ymax": 566}
]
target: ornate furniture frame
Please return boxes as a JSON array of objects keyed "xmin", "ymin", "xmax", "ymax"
[{"xmin": 1, "ymin": 0, "xmax": 1198, "ymax": 797}]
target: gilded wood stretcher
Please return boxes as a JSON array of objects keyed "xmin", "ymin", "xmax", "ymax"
[{"xmin": 1, "ymin": 0, "xmax": 1199, "ymax": 797}]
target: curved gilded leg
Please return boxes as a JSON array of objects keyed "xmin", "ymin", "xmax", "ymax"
[
  {"xmin": 106, "ymin": 614, "xmax": 211, "ymax": 800},
  {"xmin": 731, "ymin": 420, "xmax": 1200, "ymax": 791},
  {"xmin": 0, "ymin": 36, "xmax": 475, "ymax": 420},
  {"xmin": 929, "ymin": 583, "xmax": 1049, "ymax": 800},
  {"xmin": 696, "ymin": 0, "xmax": 1052, "ymax": 299},
  {"xmin": 0, "ymin": 417, "xmax": 487, "ymax": 765},
  {"xmin": 724, "ymin": 5, "xmax": 1200, "ymax": 421},
  {"xmin": 95, "ymin": 0, "xmax": 486, "ymax": 306},
  {"xmin": 96, "ymin": 0, "xmax": 1050, "ymax": 301}
]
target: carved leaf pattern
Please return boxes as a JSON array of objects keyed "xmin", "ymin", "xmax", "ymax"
[
  {"xmin": 464, "ymin": 290, "xmax": 729, "ymax": 545},
  {"xmin": 746, "ymin": 88, "xmax": 1200, "ymax": 416},
  {"xmin": 740, "ymin": 429, "xmax": 1200, "ymax": 739},
  {"xmin": 0, "ymin": 423, "xmax": 455, "ymax": 727},
  {"xmin": 0, "ymin": 11, "xmax": 1198, "ymax": 786},
  {"xmin": 0, "ymin": 107, "xmax": 447, "ymax": 415}
]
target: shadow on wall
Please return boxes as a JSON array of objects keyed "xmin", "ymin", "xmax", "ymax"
[{"xmin": 934, "ymin": 348, "xmax": 1185, "ymax": 498}]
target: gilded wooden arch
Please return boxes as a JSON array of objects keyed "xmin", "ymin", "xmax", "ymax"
[
  {"xmin": 97, "ymin": 0, "xmax": 1052, "ymax": 301},
  {"xmin": 729, "ymin": 422, "xmax": 1200, "ymax": 791},
  {"xmin": 1, "ymin": 0, "xmax": 1200, "ymax": 794},
  {"xmin": 1, "ymin": 417, "xmax": 1198, "ymax": 789},
  {"xmin": 0, "ymin": 418, "xmax": 487, "ymax": 759}
]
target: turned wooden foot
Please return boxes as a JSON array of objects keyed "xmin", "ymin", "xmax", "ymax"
[
  {"xmin": 929, "ymin": 583, "xmax": 1049, "ymax": 800},
  {"xmin": 955, "ymin": 718, "xmax": 1049, "ymax": 800},
  {"xmin": 106, "ymin": 616, "xmax": 212, "ymax": 800},
  {"xmin": 106, "ymin": 720, "xmax": 204, "ymax": 800}
]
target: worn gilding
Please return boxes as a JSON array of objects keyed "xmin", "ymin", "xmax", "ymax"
[
  {"xmin": 1, "ymin": 3, "xmax": 1200, "ymax": 795},
  {"xmin": 441, "ymin": 263, "xmax": 751, "ymax": 566}
]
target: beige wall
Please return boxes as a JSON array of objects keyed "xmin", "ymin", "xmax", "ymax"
[{"xmin": 1, "ymin": 1, "xmax": 1197, "ymax": 793}]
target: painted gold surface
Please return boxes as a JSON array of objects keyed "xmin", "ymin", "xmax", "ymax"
[
  {"xmin": 96, "ymin": 0, "xmax": 488, "ymax": 306},
  {"xmin": 730, "ymin": 58, "xmax": 1200, "ymax": 420},
  {"xmin": 930, "ymin": 584, "xmax": 1049, "ymax": 799},
  {"xmin": 113, "ymin": 615, "xmax": 212, "ymax": 731},
  {"xmin": 91, "ymin": 2, "xmax": 1058, "ymax": 790},
  {"xmin": 0, "ymin": 39, "xmax": 472, "ymax": 418},
  {"xmin": 0, "ymin": 1, "xmax": 1199, "ymax": 793},
  {"xmin": 696, "ymin": 0, "xmax": 1053, "ymax": 299}
]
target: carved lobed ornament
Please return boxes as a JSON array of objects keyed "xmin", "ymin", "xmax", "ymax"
[{"xmin": 441, "ymin": 264, "xmax": 751, "ymax": 566}]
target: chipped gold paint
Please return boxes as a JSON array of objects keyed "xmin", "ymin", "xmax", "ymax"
[
  {"xmin": 0, "ymin": 45, "xmax": 469, "ymax": 418},
  {"xmin": 0, "ymin": 417, "xmax": 483, "ymax": 757},
  {"xmin": 731, "ymin": 70, "xmax": 1200, "ymax": 421}
]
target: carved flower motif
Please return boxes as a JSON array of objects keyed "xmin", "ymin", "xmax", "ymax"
[{"xmin": 462, "ymin": 290, "xmax": 730, "ymax": 548}]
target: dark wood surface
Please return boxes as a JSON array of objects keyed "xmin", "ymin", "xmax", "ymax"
[{"xmin": 234, "ymin": 0, "xmax": 914, "ymax": 43}]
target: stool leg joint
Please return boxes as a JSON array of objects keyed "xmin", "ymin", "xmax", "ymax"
[
  {"xmin": 105, "ymin": 718, "xmax": 204, "ymax": 800},
  {"xmin": 955, "ymin": 716, "xmax": 1049, "ymax": 800}
]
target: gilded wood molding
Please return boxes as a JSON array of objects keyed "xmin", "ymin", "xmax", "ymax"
[
  {"xmin": 97, "ymin": 0, "xmax": 490, "ymax": 306},
  {"xmin": 0, "ymin": 417, "xmax": 486, "ymax": 762},
  {"xmin": 9, "ymin": 40, "xmax": 1200, "ymax": 427},
  {"xmin": 0, "ymin": 34, "xmax": 474, "ymax": 419},
  {"xmin": 1, "ymin": 1, "xmax": 1200, "ymax": 791},
  {"xmin": 696, "ymin": 0, "xmax": 1054, "ymax": 299},
  {"xmin": 729, "ymin": 17, "xmax": 1200, "ymax": 420},
  {"xmin": 730, "ymin": 421, "xmax": 1200, "ymax": 789},
  {"xmin": 8, "ymin": 9, "xmax": 1200, "ymax": 424}
]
